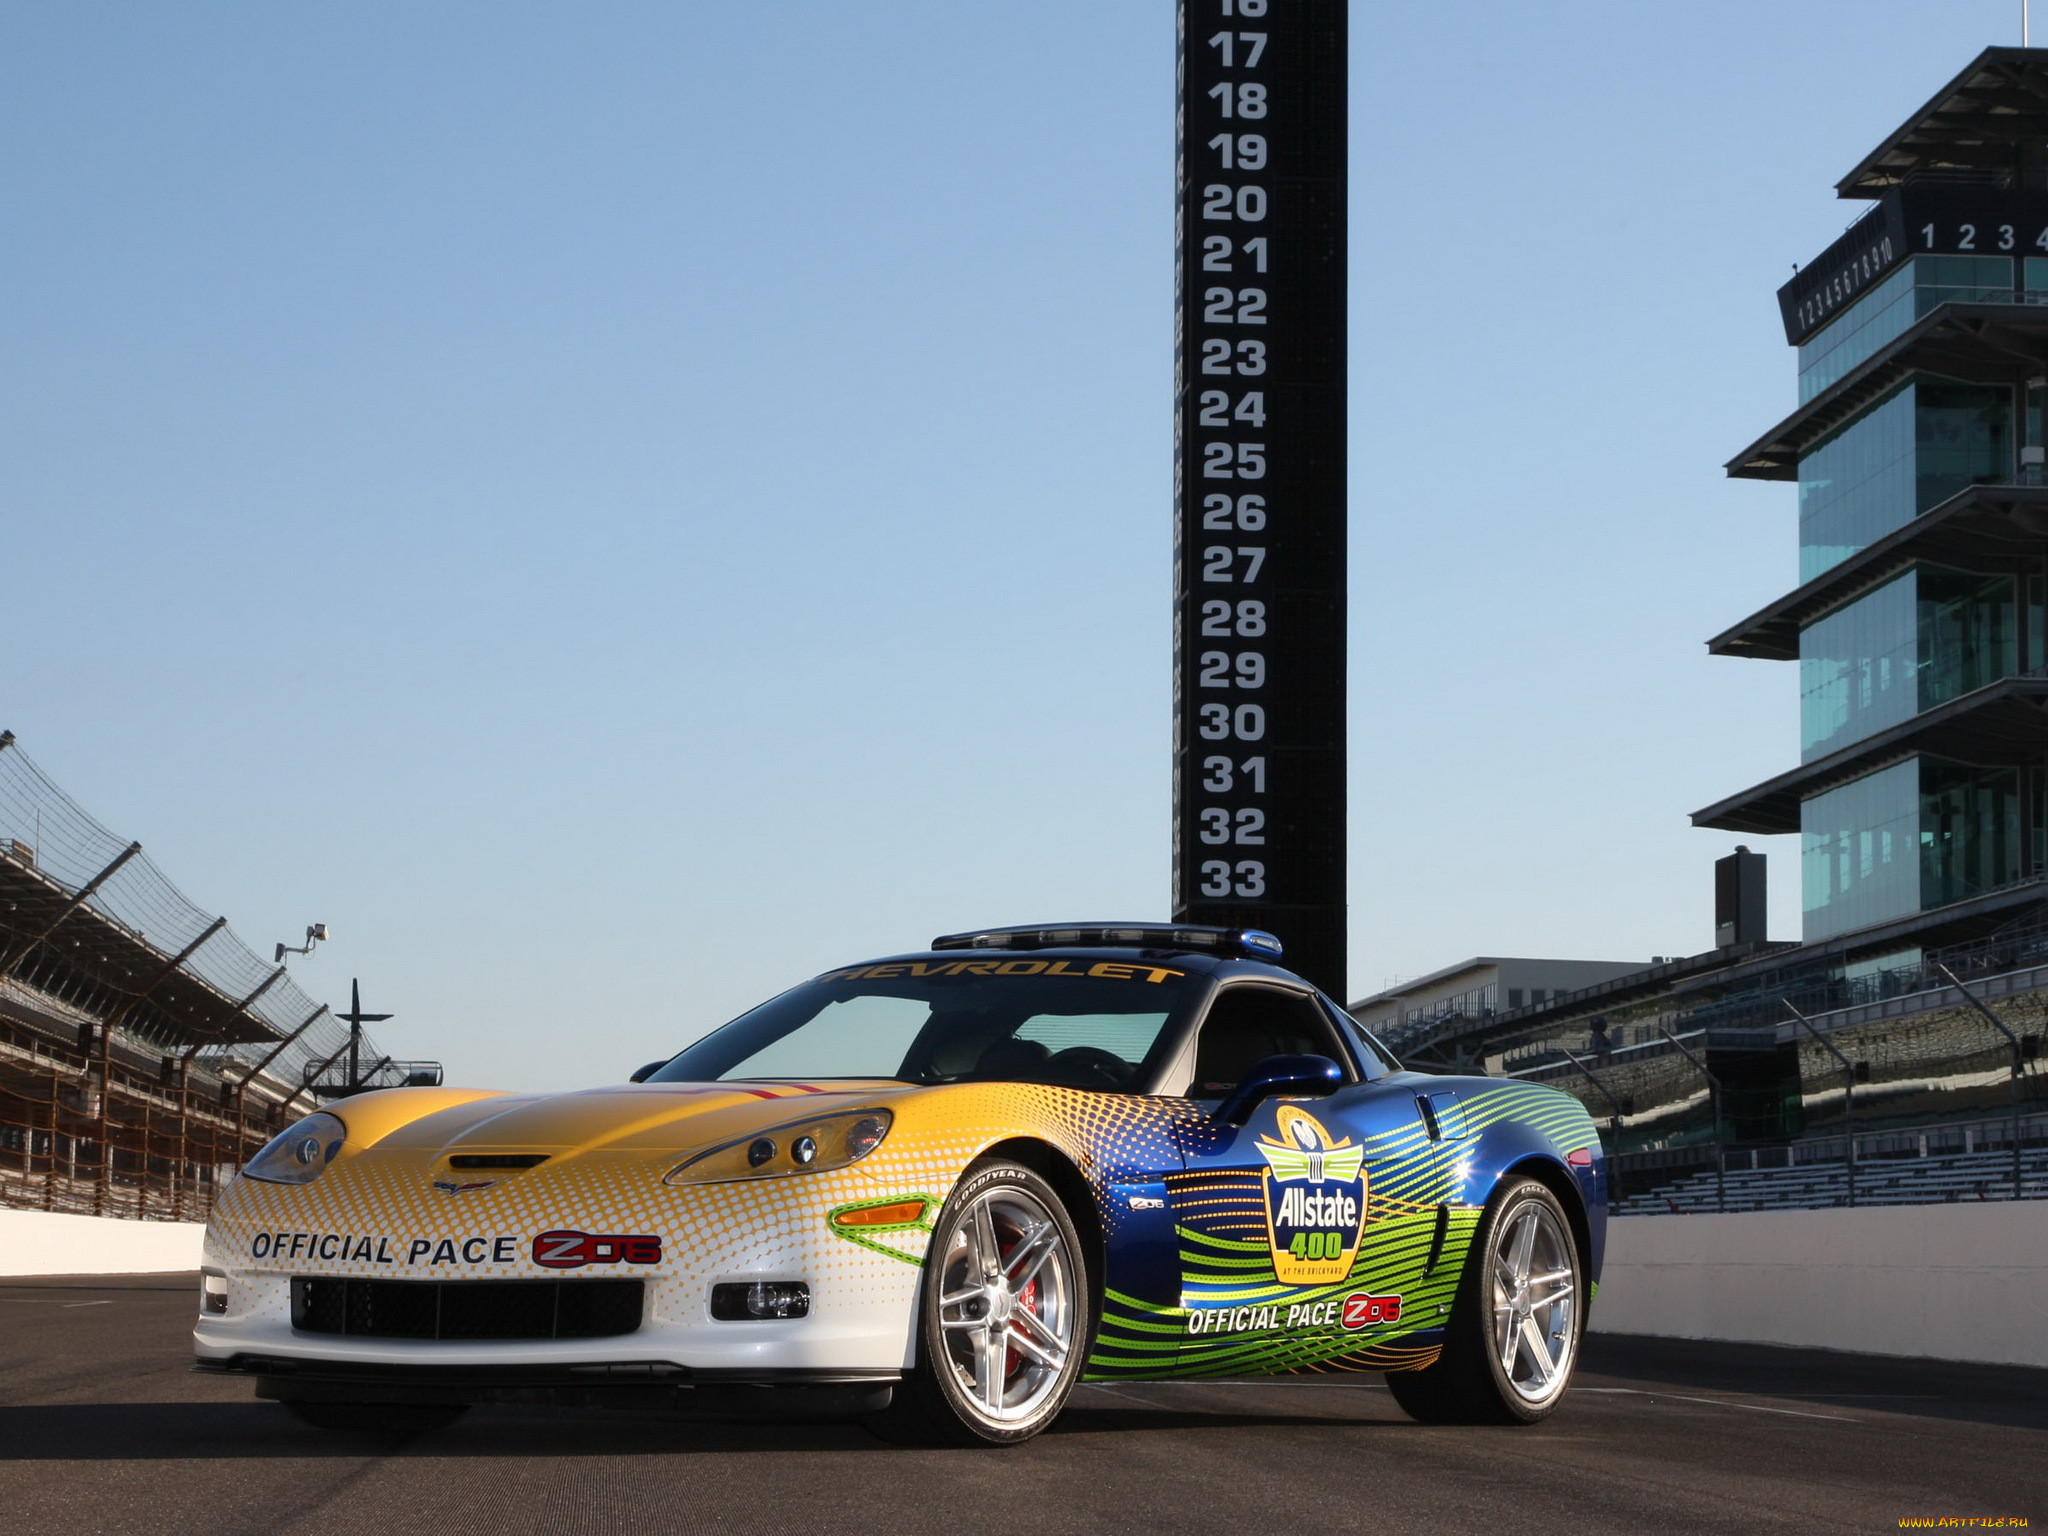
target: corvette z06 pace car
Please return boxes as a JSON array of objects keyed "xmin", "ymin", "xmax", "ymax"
[{"xmin": 196, "ymin": 924, "xmax": 1604, "ymax": 1445}]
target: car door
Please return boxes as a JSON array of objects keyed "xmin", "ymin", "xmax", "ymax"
[{"xmin": 1166, "ymin": 982, "xmax": 1445, "ymax": 1377}]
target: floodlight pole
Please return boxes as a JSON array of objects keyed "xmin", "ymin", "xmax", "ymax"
[
  {"xmin": 1782, "ymin": 999, "xmax": 1854, "ymax": 1208},
  {"xmin": 1661, "ymin": 1027, "xmax": 1725, "ymax": 1212},
  {"xmin": 1935, "ymin": 963, "xmax": 2026, "ymax": 1201}
]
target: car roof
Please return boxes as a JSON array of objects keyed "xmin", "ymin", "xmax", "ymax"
[{"xmin": 836, "ymin": 945, "xmax": 1314, "ymax": 988}]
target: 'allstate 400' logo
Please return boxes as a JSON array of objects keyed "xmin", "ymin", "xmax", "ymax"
[{"xmin": 1256, "ymin": 1105, "xmax": 1367, "ymax": 1284}]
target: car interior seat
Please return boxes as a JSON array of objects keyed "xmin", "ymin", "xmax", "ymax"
[{"xmin": 1191, "ymin": 987, "xmax": 1345, "ymax": 1096}]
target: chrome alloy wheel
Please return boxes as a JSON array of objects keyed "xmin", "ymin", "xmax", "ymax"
[
  {"xmin": 1488, "ymin": 1199, "xmax": 1577, "ymax": 1405},
  {"xmin": 934, "ymin": 1184, "xmax": 1077, "ymax": 1425}
]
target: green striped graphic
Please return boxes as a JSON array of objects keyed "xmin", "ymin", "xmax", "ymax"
[{"xmin": 1084, "ymin": 1081, "xmax": 1592, "ymax": 1381}]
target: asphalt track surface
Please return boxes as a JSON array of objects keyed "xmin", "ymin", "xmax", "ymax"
[{"xmin": 2, "ymin": 1274, "xmax": 2041, "ymax": 1536}]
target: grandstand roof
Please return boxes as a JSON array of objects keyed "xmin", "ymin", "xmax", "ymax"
[
  {"xmin": 0, "ymin": 844, "xmax": 285, "ymax": 1048},
  {"xmin": 0, "ymin": 731, "xmax": 373, "ymax": 1079}
]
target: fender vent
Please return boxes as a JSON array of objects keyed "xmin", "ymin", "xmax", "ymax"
[{"xmin": 291, "ymin": 1278, "xmax": 642, "ymax": 1340}]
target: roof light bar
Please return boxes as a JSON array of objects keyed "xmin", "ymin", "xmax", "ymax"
[{"xmin": 928, "ymin": 924, "xmax": 1284, "ymax": 960}]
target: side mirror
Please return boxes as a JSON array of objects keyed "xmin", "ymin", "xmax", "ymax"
[
  {"xmin": 1212, "ymin": 1053, "xmax": 1342, "ymax": 1126},
  {"xmin": 628, "ymin": 1061, "xmax": 668, "ymax": 1084}
]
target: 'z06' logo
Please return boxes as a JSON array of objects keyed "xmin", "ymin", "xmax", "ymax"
[
  {"xmin": 1341, "ymin": 1291, "xmax": 1403, "ymax": 1329},
  {"xmin": 1255, "ymin": 1106, "xmax": 1368, "ymax": 1285},
  {"xmin": 532, "ymin": 1229, "xmax": 663, "ymax": 1269}
]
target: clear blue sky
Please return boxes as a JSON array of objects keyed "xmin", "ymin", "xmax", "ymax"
[{"xmin": 0, "ymin": 2, "xmax": 2025, "ymax": 1089}]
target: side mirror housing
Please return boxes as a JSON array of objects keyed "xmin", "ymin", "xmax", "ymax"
[
  {"xmin": 1212, "ymin": 1053, "xmax": 1342, "ymax": 1126},
  {"xmin": 628, "ymin": 1061, "xmax": 669, "ymax": 1084}
]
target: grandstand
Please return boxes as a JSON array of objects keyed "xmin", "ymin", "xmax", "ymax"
[
  {"xmin": 1615, "ymin": 1146, "xmax": 2048, "ymax": 1215},
  {"xmin": 0, "ymin": 732, "xmax": 437, "ymax": 1221},
  {"xmin": 1368, "ymin": 919, "xmax": 2048, "ymax": 1213}
]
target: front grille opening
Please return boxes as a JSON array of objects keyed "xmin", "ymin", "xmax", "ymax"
[
  {"xmin": 447, "ymin": 1154, "xmax": 550, "ymax": 1170},
  {"xmin": 291, "ymin": 1278, "xmax": 643, "ymax": 1341}
]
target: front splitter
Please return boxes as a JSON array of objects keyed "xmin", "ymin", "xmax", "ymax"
[{"xmin": 196, "ymin": 1353, "xmax": 898, "ymax": 1415}]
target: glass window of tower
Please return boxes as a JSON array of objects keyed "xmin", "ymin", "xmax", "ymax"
[
  {"xmin": 1802, "ymin": 757, "xmax": 2028, "ymax": 940},
  {"xmin": 1799, "ymin": 387, "xmax": 1915, "ymax": 580},
  {"xmin": 1799, "ymin": 566, "xmax": 2018, "ymax": 761},
  {"xmin": 1918, "ymin": 567, "xmax": 2017, "ymax": 706},
  {"xmin": 1802, "ymin": 759, "xmax": 1920, "ymax": 939},
  {"xmin": 1796, "ymin": 256, "xmax": 2015, "ymax": 404},
  {"xmin": 1920, "ymin": 759, "xmax": 2022, "ymax": 910},
  {"xmin": 1798, "ymin": 381, "xmax": 2011, "ymax": 581},
  {"xmin": 1799, "ymin": 573, "xmax": 1917, "ymax": 760},
  {"xmin": 1918, "ymin": 381, "xmax": 2012, "ymax": 510}
]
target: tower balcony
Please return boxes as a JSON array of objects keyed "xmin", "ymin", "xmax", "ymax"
[
  {"xmin": 1727, "ymin": 299, "xmax": 2048, "ymax": 482},
  {"xmin": 1709, "ymin": 482, "xmax": 2048, "ymax": 661},
  {"xmin": 1691, "ymin": 668, "xmax": 2048, "ymax": 834}
]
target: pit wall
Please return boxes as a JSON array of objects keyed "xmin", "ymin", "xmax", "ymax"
[
  {"xmin": 1593, "ymin": 1202, "xmax": 2048, "ymax": 1368},
  {"xmin": 0, "ymin": 1209, "xmax": 205, "ymax": 1276}
]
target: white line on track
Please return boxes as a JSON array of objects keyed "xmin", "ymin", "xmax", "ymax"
[
  {"xmin": 1576, "ymin": 1387, "xmax": 1857, "ymax": 1422},
  {"xmin": 1076, "ymin": 1384, "xmax": 1165, "ymax": 1409}
]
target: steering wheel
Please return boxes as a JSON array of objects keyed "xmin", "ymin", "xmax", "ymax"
[{"xmin": 1043, "ymin": 1046, "xmax": 1133, "ymax": 1089}]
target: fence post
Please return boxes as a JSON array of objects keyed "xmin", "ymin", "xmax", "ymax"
[
  {"xmin": 1935, "ymin": 963, "xmax": 2026, "ymax": 1201},
  {"xmin": 42, "ymin": 1074, "xmax": 56, "ymax": 1211},
  {"xmin": 1783, "ymin": 999, "xmax": 1856, "ymax": 1208},
  {"xmin": 1557, "ymin": 1046, "xmax": 1626, "ymax": 1199},
  {"xmin": 1661, "ymin": 1027, "xmax": 1725, "ymax": 1212}
]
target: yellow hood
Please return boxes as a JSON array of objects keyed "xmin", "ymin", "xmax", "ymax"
[{"xmin": 333, "ymin": 1081, "xmax": 911, "ymax": 1166}]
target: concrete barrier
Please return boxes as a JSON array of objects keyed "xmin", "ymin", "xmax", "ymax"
[
  {"xmin": 0, "ymin": 1210, "xmax": 204, "ymax": 1277},
  {"xmin": 1595, "ymin": 1201, "xmax": 2048, "ymax": 1368}
]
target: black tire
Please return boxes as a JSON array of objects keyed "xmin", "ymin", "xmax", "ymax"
[
  {"xmin": 868, "ymin": 1158, "xmax": 1092, "ymax": 1447},
  {"xmin": 281, "ymin": 1400, "xmax": 469, "ymax": 1436},
  {"xmin": 1385, "ymin": 1176, "xmax": 1584, "ymax": 1425}
]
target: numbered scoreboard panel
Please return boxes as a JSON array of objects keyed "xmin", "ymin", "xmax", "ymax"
[
  {"xmin": 1173, "ymin": 0, "xmax": 1347, "ymax": 996},
  {"xmin": 1778, "ymin": 183, "xmax": 2048, "ymax": 345}
]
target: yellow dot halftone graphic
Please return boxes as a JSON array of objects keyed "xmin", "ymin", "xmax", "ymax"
[{"xmin": 207, "ymin": 1081, "xmax": 1203, "ymax": 1313}]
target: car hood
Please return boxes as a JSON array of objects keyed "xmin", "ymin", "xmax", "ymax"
[{"xmin": 343, "ymin": 1080, "xmax": 913, "ymax": 1167}]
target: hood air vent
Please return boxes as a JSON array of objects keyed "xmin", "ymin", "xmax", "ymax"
[{"xmin": 447, "ymin": 1154, "xmax": 550, "ymax": 1170}]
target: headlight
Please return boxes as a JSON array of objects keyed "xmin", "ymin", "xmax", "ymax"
[
  {"xmin": 242, "ymin": 1112, "xmax": 348, "ymax": 1186},
  {"xmin": 664, "ymin": 1109, "xmax": 891, "ymax": 1185}
]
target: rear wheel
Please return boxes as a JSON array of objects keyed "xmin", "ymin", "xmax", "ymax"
[
  {"xmin": 281, "ymin": 1400, "xmax": 469, "ymax": 1436},
  {"xmin": 869, "ymin": 1158, "xmax": 1089, "ymax": 1447},
  {"xmin": 1385, "ymin": 1176, "xmax": 1582, "ymax": 1425}
]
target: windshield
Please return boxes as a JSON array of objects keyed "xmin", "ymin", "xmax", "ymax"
[{"xmin": 649, "ymin": 957, "xmax": 1205, "ymax": 1092}]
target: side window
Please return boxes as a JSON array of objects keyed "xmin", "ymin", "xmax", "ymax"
[
  {"xmin": 1187, "ymin": 984, "xmax": 1355, "ymax": 1097},
  {"xmin": 1319, "ymin": 996, "xmax": 1397, "ymax": 1080}
]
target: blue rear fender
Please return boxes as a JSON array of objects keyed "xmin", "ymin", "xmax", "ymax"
[{"xmin": 1458, "ymin": 1112, "xmax": 1606, "ymax": 1287}]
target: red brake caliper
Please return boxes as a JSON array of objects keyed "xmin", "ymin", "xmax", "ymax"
[
  {"xmin": 1006, "ymin": 1278, "xmax": 1038, "ymax": 1379},
  {"xmin": 998, "ymin": 1224, "xmax": 1039, "ymax": 1380}
]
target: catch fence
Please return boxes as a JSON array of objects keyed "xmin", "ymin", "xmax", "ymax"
[{"xmin": 0, "ymin": 732, "xmax": 404, "ymax": 1219}]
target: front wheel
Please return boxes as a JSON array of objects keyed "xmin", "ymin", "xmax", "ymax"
[
  {"xmin": 869, "ymin": 1158, "xmax": 1090, "ymax": 1447},
  {"xmin": 1385, "ymin": 1176, "xmax": 1583, "ymax": 1425}
]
